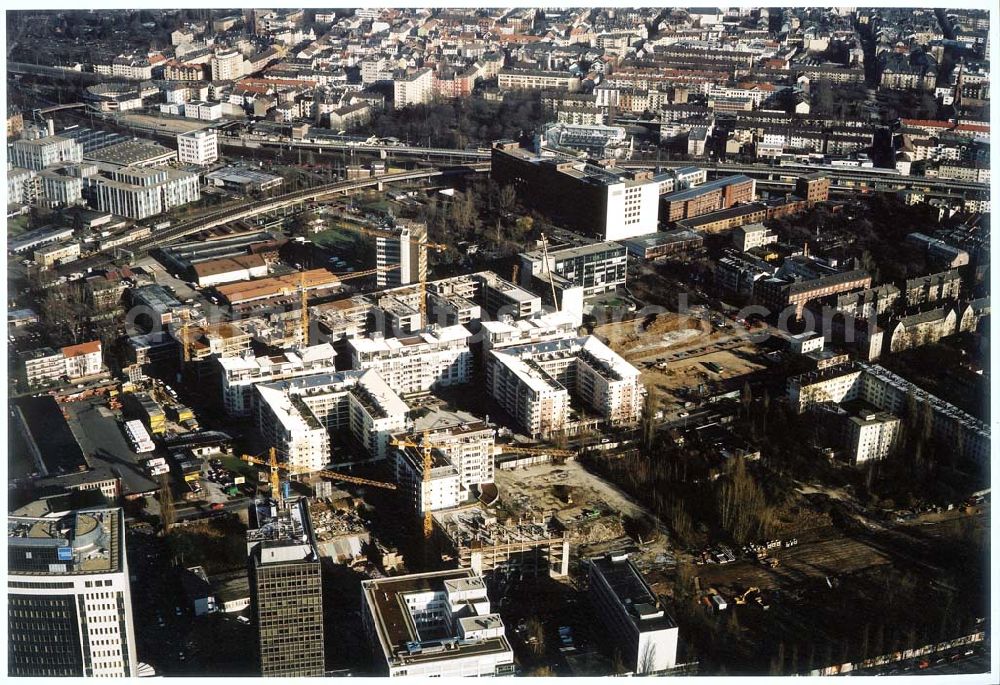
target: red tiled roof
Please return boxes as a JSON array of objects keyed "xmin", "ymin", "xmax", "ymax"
[{"xmin": 62, "ymin": 340, "xmax": 101, "ymax": 358}]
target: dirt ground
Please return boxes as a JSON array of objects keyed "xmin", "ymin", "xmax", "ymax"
[
  {"xmin": 494, "ymin": 459, "xmax": 650, "ymax": 521},
  {"xmin": 493, "ymin": 460, "xmax": 677, "ymax": 576},
  {"xmin": 695, "ymin": 532, "xmax": 893, "ymax": 596},
  {"xmin": 641, "ymin": 348, "xmax": 766, "ymax": 395},
  {"xmin": 595, "ymin": 312, "xmax": 711, "ymax": 356}
]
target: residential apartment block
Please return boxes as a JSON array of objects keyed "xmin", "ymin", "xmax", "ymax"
[
  {"xmin": 377, "ymin": 220, "xmax": 427, "ymax": 288},
  {"xmin": 349, "ymin": 325, "xmax": 473, "ymax": 396},
  {"xmin": 253, "ymin": 369, "xmax": 409, "ymax": 470},
  {"xmin": 787, "ymin": 363, "xmax": 989, "ymax": 463},
  {"xmin": 488, "ymin": 336, "xmax": 642, "ymax": 438},
  {"xmin": 218, "ymin": 343, "xmax": 338, "ymax": 417},
  {"xmin": 393, "ymin": 67, "xmax": 433, "ymax": 108}
]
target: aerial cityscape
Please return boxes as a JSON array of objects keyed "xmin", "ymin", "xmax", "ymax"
[{"xmin": 5, "ymin": 6, "xmax": 993, "ymax": 679}]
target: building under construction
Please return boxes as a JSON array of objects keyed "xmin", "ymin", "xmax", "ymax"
[{"xmin": 437, "ymin": 507, "xmax": 570, "ymax": 578}]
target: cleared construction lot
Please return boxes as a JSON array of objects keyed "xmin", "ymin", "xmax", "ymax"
[{"xmin": 492, "ymin": 460, "xmax": 675, "ymax": 575}]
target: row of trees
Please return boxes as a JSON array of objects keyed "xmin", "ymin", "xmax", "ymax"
[{"xmin": 367, "ymin": 92, "xmax": 546, "ymax": 150}]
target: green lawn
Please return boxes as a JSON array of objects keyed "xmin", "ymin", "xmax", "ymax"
[
  {"xmin": 7, "ymin": 215, "xmax": 31, "ymax": 237},
  {"xmin": 220, "ymin": 456, "xmax": 259, "ymax": 484},
  {"xmin": 312, "ymin": 226, "xmax": 359, "ymax": 250}
]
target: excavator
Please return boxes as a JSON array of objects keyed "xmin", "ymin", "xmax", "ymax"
[{"xmin": 734, "ymin": 586, "xmax": 770, "ymax": 610}]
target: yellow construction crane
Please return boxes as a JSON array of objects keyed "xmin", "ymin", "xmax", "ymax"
[
  {"xmin": 241, "ymin": 448, "xmax": 397, "ymax": 507},
  {"xmin": 299, "ymin": 269, "xmax": 309, "ymax": 348},
  {"xmin": 416, "ymin": 237, "xmax": 448, "ymax": 317},
  {"xmin": 286, "ymin": 265, "xmax": 400, "ymax": 342},
  {"xmin": 493, "ymin": 445, "xmax": 577, "ymax": 459},
  {"xmin": 539, "ymin": 232, "xmax": 560, "ymax": 313},
  {"xmin": 326, "ymin": 221, "xmax": 447, "ymax": 318},
  {"xmin": 179, "ymin": 310, "xmax": 193, "ymax": 363},
  {"xmin": 388, "ymin": 431, "xmax": 455, "ymax": 539}
]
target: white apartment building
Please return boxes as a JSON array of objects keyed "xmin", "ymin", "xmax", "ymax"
[
  {"xmin": 8, "ymin": 135, "xmax": 84, "ymax": 170},
  {"xmin": 111, "ymin": 56, "xmax": 153, "ymax": 80},
  {"xmin": 589, "ymin": 553, "xmax": 679, "ymax": 674},
  {"xmin": 8, "ymin": 167, "xmax": 39, "ymax": 204},
  {"xmin": 348, "ymin": 325, "xmax": 473, "ymax": 396},
  {"xmin": 19, "ymin": 347, "xmax": 65, "ymax": 388},
  {"xmin": 498, "ymin": 68, "xmax": 581, "ymax": 92},
  {"xmin": 480, "ymin": 311, "xmax": 579, "ymax": 372},
  {"xmin": 8, "ymin": 508, "xmax": 139, "ymax": 678},
  {"xmin": 211, "ymin": 48, "xmax": 244, "ymax": 80},
  {"xmin": 788, "ymin": 363, "xmax": 989, "ymax": 464},
  {"xmin": 361, "ymin": 570, "xmax": 515, "ymax": 678},
  {"xmin": 733, "ymin": 222, "xmax": 778, "ymax": 252},
  {"xmin": 377, "ymin": 220, "xmax": 427, "ymax": 288},
  {"xmin": 394, "ymin": 445, "xmax": 462, "ymax": 513},
  {"xmin": 411, "ymin": 411, "xmax": 497, "ymax": 499},
  {"xmin": 845, "ymin": 411, "xmax": 901, "ymax": 465},
  {"xmin": 393, "ymin": 68, "xmax": 434, "ymax": 109},
  {"xmin": 218, "ymin": 344, "xmax": 338, "ymax": 417},
  {"xmin": 20, "ymin": 340, "xmax": 103, "ymax": 388},
  {"xmin": 39, "ymin": 171, "xmax": 84, "ymax": 206},
  {"xmin": 488, "ymin": 336, "xmax": 643, "ymax": 438},
  {"xmin": 253, "ymin": 369, "xmax": 409, "ymax": 470},
  {"xmin": 177, "ymin": 129, "xmax": 218, "ymax": 165},
  {"xmin": 184, "ymin": 101, "xmax": 224, "ymax": 121}
]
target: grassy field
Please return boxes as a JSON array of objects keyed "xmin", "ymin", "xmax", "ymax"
[
  {"xmin": 7, "ymin": 215, "xmax": 31, "ymax": 237},
  {"xmin": 311, "ymin": 225, "xmax": 358, "ymax": 250},
  {"xmin": 220, "ymin": 456, "xmax": 259, "ymax": 484}
]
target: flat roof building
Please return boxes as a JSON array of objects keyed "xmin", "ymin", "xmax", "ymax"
[
  {"xmin": 488, "ymin": 335, "xmax": 642, "ymax": 438},
  {"xmin": 348, "ymin": 325, "xmax": 474, "ymax": 396},
  {"xmin": 8, "ymin": 507, "xmax": 139, "ymax": 677},
  {"xmin": 589, "ymin": 552, "xmax": 679, "ymax": 674},
  {"xmin": 253, "ymin": 368, "xmax": 409, "ymax": 469},
  {"xmin": 491, "ymin": 141, "xmax": 660, "ymax": 241},
  {"xmin": 519, "ymin": 241, "xmax": 627, "ymax": 298},
  {"xmin": 247, "ymin": 498, "xmax": 324, "ymax": 676},
  {"xmin": 361, "ymin": 569, "xmax": 515, "ymax": 677}
]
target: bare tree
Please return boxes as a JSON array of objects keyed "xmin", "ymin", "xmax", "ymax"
[
  {"xmin": 525, "ymin": 616, "xmax": 545, "ymax": 657},
  {"xmin": 159, "ymin": 474, "xmax": 176, "ymax": 536},
  {"xmin": 498, "ymin": 183, "xmax": 518, "ymax": 215}
]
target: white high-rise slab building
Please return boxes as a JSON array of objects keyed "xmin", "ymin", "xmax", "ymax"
[{"xmin": 7, "ymin": 508, "xmax": 139, "ymax": 677}]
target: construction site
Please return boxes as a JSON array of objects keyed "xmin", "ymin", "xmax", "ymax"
[
  {"xmin": 437, "ymin": 507, "xmax": 570, "ymax": 578},
  {"xmin": 593, "ymin": 310, "xmax": 767, "ymax": 412}
]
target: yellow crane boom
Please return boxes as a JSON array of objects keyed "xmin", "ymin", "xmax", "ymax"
[
  {"xmin": 389, "ymin": 430, "xmax": 449, "ymax": 539},
  {"xmin": 240, "ymin": 449, "xmax": 397, "ymax": 506},
  {"xmin": 493, "ymin": 445, "xmax": 577, "ymax": 458}
]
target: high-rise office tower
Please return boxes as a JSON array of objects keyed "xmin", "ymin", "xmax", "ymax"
[
  {"xmin": 7, "ymin": 507, "xmax": 139, "ymax": 677},
  {"xmin": 377, "ymin": 220, "xmax": 427, "ymax": 288},
  {"xmin": 246, "ymin": 497, "xmax": 325, "ymax": 676}
]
